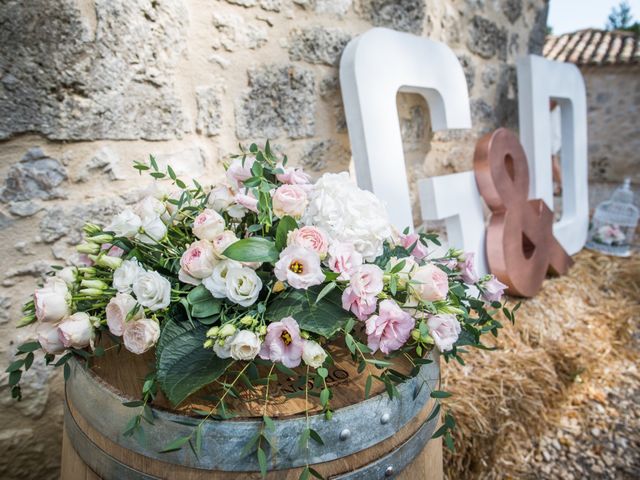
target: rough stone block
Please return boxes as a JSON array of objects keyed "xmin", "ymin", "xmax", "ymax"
[
  {"xmin": 0, "ymin": 148, "xmax": 67, "ymax": 203},
  {"xmin": 235, "ymin": 64, "xmax": 316, "ymax": 139},
  {"xmin": 502, "ymin": 0, "xmax": 522, "ymax": 24},
  {"xmin": 288, "ymin": 27, "xmax": 351, "ymax": 66},
  {"xmin": 467, "ymin": 15, "xmax": 508, "ymax": 60},
  {"xmin": 196, "ymin": 86, "xmax": 224, "ymax": 136},
  {"xmin": 0, "ymin": 0, "xmax": 188, "ymax": 141},
  {"xmin": 357, "ymin": 0, "xmax": 425, "ymax": 34},
  {"xmin": 211, "ymin": 12, "xmax": 268, "ymax": 51}
]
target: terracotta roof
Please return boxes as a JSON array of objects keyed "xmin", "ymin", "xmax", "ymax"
[{"xmin": 543, "ymin": 29, "xmax": 639, "ymax": 66}]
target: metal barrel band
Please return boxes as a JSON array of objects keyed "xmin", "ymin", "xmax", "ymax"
[
  {"xmin": 66, "ymin": 355, "xmax": 439, "ymax": 471},
  {"xmin": 64, "ymin": 401, "xmax": 160, "ymax": 480},
  {"xmin": 331, "ymin": 403, "xmax": 440, "ymax": 479}
]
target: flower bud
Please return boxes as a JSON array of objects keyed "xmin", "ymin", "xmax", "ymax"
[
  {"xmin": 90, "ymin": 255, "xmax": 123, "ymax": 270},
  {"xmin": 87, "ymin": 234, "xmax": 114, "ymax": 244},
  {"xmin": 203, "ymin": 339, "xmax": 214, "ymax": 349},
  {"xmin": 77, "ymin": 243, "xmax": 100, "ymax": 254},
  {"xmin": 300, "ymin": 331, "xmax": 310, "ymax": 339},
  {"xmin": 218, "ymin": 324, "xmax": 236, "ymax": 338},
  {"xmin": 239, "ymin": 315, "xmax": 254, "ymax": 326},
  {"xmin": 206, "ymin": 326, "xmax": 220, "ymax": 338},
  {"xmin": 258, "ymin": 325, "xmax": 267, "ymax": 336},
  {"xmin": 411, "ymin": 329, "xmax": 421, "ymax": 341},
  {"xmin": 79, "ymin": 288, "xmax": 105, "ymax": 296},
  {"xmin": 17, "ymin": 314, "xmax": 36, "ymax": 328},
  {"xmin": 78, "ymin": 267, "xmax": 97, "ymax": 276},
  {"xmin": 83, "ymin": 223, "xmax": 102, "ymax": 235},
  {"xmin": 81, "ymin": 279, "xmax": 108, "ymax": 290},
  {"xmin": 272, "ymin": 281, "xmax": 286, "ymax": 293}
]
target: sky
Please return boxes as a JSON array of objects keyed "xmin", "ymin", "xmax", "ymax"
[{"xmin": 548, "ymin": 0, "xmax": 640, "ymax": 35}]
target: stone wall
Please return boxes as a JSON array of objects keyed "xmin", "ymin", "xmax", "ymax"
[
  {"xmin": 583, "ymin": 65, "xmax": 640, "ymax": 208},
  {"xmin": 0, "ymin": 0, "xmax": 548, "ymax": 477}
]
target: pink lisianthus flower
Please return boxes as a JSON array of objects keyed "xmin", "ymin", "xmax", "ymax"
[
  {"xmin": 259, "ymin": 316, "xmax": 304, "ymax": 368},
  {"xmin": 274, "ymin": 246, "xmax": 325, "ymax": 289},
  {"xmin": 342, "ymin": 287, "xmax": 377, "ymax": 320},
  {"xmin": 365, "ymin": 299, "xmax": 415, "ymax": 354},
  {"xmin": 326, "ymin": 242, "xmax": 363, "ymax": 281},
  {"xmin": 101, "ymin": 243, "xmax": 125, "ymax": 258},
  {"xmin": 481, "ymin": 275, "xmax": 508, "ymax": 303},
  {"xmin": 276, "ymin": 165, "xmax": 311, "ymax": 185},
  {"xmin": 349, "ymin": 264, "xmax": 384, "ymax": 298},
  {"xmin": 458, "ymin": 252, "xmax": 478, "ymax": 284},
  {"xmin": 287, "ymin": 226, "xmax": 329, "ymax": 259},
  {"xmin": 234, "ymin": 189, "xmax": 259, "ymax": 213},
  {"xmin": 399, "ymin": 232, "xmax": 428, "ymax": 261},
  {"xmin": 427, "ymin": 314, "xmax": 461, "ymax": 352}
]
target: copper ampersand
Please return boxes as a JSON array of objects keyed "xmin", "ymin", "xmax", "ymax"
[{"xmin": 473, "ymin": 128, "xmax": 573, "ymax": 297}]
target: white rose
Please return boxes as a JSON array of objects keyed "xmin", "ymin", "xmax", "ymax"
[
  {"xmin": 56, "ymin": 266, "xmax": 78, "ymax": 286},
  {"xmin": 202, "ymin": 259, "xmax": 243, "ymax": 298},
  {"xmin": 34, "ymin": 278, "xmax": 70, "ymax": 323},
  {"xmin": 225, "ymin": 267, "xmax": 263, "ymax": 307},
  {"xmin": 302, "ymin": 340, "xmax": 327, "ymax": 368},
  {"xmin": 58, "ymin": 312, "xmax": 94, "ymax": 349},
  {"xmin": 106, "ymin": 293, "xmax": 143, "ymax": 336},
  {"xmin": 108, "ymin": 209, "xmax": 142, "ymax": 238},
  {"xmin": 123, "ymin": 318, "xmax": 160, "ymax": 354},
  {"xmin": 36, "ymin": 322, "xmax": 66, "ymax": 355},
  {"xmin": 303, "ymin": 172, "xmax": 391, "ymax": 261},
  {"xmin": 113, "ymin": 259, "xmax": 145, "ymax": 294},
  {"xmin": 229, "ymin": 330, "xmax": 261, "ymax": 360},
  {"xmin": 192, "ymin": 209, "xmax": 226, "ymax": 241},
  {"xmin": 208, "ymin": 184, "xmax": 235, "ymax": 212},
  {"xmin": 132, "ymin": 270, "xmax": 171, "ymax": 311}
]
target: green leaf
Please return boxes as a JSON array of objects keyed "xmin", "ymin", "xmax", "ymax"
[
  {"xmin": 122, "ymin": 400, "xmax": 144, "ymax": 408},
  {"xmin": 160, "ymin": 435, "xmax": 190, "ymax": 453},
  {"xmin": 430, "ymin": 390, "xmax": 452, "ymax": 399},
  {"xmin": 320, "ymin": 388, "xmax": 330, "ymax": 407},
  {"xmin": 275, "ymin": 216, "xmax": 298, "ymax": 250},
  {"xmin": 257, "ymin": 446, "xmax": 268, "ymax": 478},
  {"xmin": 267, "ymin": 285, "xmax": 351, "ymax": 338},
  {"xmin": 187, "ymin": 286, "xmax": 222, "ymax": 318},
  {"xmin": 222, "ymin": 237, "xmax": 279, "ymax": 263},
  {"xmin": 364, "ymin": 375, "xmax": 373, "ymax": 399},
  {"xmin": 316, "ymin": 367, "xmax": 328, "ymax": 379},
  {"xmin": 17, "ymin": 341, "xmax": 41, "ymax": 353},
  {"xmin": 5, "ymin": 359, "xmax": 24, "ymax": 373},
  {"xmin": 263, "ymin": 415, "xmax": 275, "ymax": 431},
  {"xmin": 156, "ymin": 315, "xmax": 232, "ymax": 406},
  {"xmin": 315, "ymin": 282, "xmax": 337, "ymax": 304},
  {"xmin": 309, "ymin": 429, "xmax": 324, "ymax": 446}
]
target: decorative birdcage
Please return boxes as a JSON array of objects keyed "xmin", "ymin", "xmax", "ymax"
[{"xmin": 586, "ymin": 179, "xmax": 639, "ymax": 257}]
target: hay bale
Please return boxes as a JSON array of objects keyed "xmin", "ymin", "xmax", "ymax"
[{"xmin": 443, "ymin": 251, "xmax": 640, "ymax": 479}]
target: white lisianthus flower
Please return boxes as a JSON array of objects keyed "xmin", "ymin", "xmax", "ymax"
[
  {"xmin": 303, "ymin": 172, "xmax": 391, "ymax": 261},
  {"xmin": 34, "ymin": 278, "xmax": 70, "ymax": 323},
  {"xmin": 427, "ymin": 314, "xmax": 461, "ymax": 352},
  {"xmin": 274, "ymin": 246, "xmax": 325, "ymax": 290},
  {"xmin": 58, "ymin": 312, "xmax": 94, "ymax": 349},
  {"xmin": 135, "ymin": 196, "xmax": 168, "ymax": 222},
  {"xmin": 132, "ymin": 270, "xmax": 171, "ymax": 311},
  {"xmin": 123, "ymin": 318, "xmax": 160, "ymax": 354},
  {"xmin": 106, "ymin": 293, "xmax": 143, "ymax": 336},
  {"xmin": 302, "ymin": 340, "xmax": 327, "ymax": 368},
  {"xmin": 225, "ymin": 267, "xmax": 263, "ymax": 307},
  {"xmin": 203, "ymin": 259, "xmax": 243, "ymax": 298},
  {"xmin": 36, "ymin": 322, "xmax": 66, "ymax": 355},
  {"xmin": 56, "ymin": 266, "xmax": 78, "ymax": 286},
  {"xmin": 213, "ymin": 335, "xmax": 235, "ymax": 359},
  {"xmin": 113, "ymin": 259, "xmax": 145, "ymax": 294},
  {"xmin": 136, "ymin": 216, "xmax": 167, "ymax": 245},
  {"xmin": 192, "ymin": 209, "xmax": 226, "ymax": 241},
  {"xmin": 229, "ymin": 330, "xmax": 261, "ymax": 360},
  {"xmin": 108, "ymin": 209, "xmax": 142, "ymax": 238}
]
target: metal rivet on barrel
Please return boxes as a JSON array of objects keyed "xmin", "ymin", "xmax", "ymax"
[
  {"xmin": 339, "ymin": 428, "xmax": 351, "ymax": 441},
  {"xmin": 385, "ymin": 465, "xmax": 394, "ymax": 476},
  {"xmin": 380, "ymin": 413, "xmax": 390, "ymax": 425}
]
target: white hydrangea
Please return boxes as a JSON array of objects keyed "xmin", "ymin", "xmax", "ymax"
[{"xmin": 303, "ymin": 172, "xmax": 391, "ymax": 261}]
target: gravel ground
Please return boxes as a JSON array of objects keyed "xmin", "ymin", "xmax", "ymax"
[{"xmin": 523, "ymin": 376, "xmax": 640, "ymax": 480}]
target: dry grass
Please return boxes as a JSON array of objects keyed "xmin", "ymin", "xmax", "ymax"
[{"xmin": 443, "ymin": 250, "xmax": 640, "ymax": 479}]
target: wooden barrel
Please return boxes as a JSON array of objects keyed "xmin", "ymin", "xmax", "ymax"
[{"xmin": 61, "ymin": 345, "xmax": 442, "ymax": 479}]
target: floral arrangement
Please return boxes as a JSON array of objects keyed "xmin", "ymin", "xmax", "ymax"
[{"xmin": 7, "ymin": 142, "xmax": 516, "ymax": 479}]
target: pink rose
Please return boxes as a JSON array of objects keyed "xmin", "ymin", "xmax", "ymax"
[
  {"xmin": 226, "ymin": 157, "xmax": 255, "ymax": 190},
  {"xmin": 274, "ymin": 246, "xmax": 325, "ymax": 290},
  {"xmin": 342, "ymin": 288, "xmax": 377, "ymax": 320},
  {"xmin": 208, "ymin": 183, "xmax": 235, "ymax": 212},
  {"xmin": 272, "ymin": 185, "xmax": 308, "ymax": 219},
  {"xmin": 36, "ymin": 323, "xmax": 65, "ymax": 355},
  {"xmin": 399, "ymin": 232, "xmax": 428, "ymax": 261},
  {"xmin": 106, "ymin": 293, "xmax": 142, "ymax": 336},
  {"xmin": 365, "ymin": 299, "xmax": 415, "ymax": 354},
  {"xmin": 410, "ymin": 263, "xmax": 448, "ymax": 302},
  {"xmin": 458, "ymin": 252, "xmax": 478, "ymax": 284},
  {"xmin": 287, "ymin": 226, "xmax": 329, "ymax": 259},
  {"xmin": 259, "ymin": 316, "xmax": 304, "ymax": 368},
  {"xmin": 234, "ymin": 189, "xmax": 259, "ymax": 213},
  {"xmin": 58, "ymin": 312, "xmax": 93, "ymax": 349},
  {"xmin": 276, "ymin": 165, "xmax": 311, "ymax": 185},
  {"xmin": 427, "ymin": 314, "xmax": 461, "ymax": 352},
  {"xmin": 192, "ymin": 209, "xmax": 226, "ymax": 241},
  {"xmin": 327, "ymin": 243, "xmax": 363, "ymax": 281},
  {"xmin": 212, "ymin": 230, "xmax": 238, "ymax": 258},
  {"xmin": 349, "ymin": 264, "xmax": 384, "ymax": 298},
  {"xmin": 123, "ymin": 318, "xmax": 160, "ymax": 355},
  {"xmin": 482, "ymin": 275, "xmax": 508, "ymax": 303},
  {"xmin": 179, "ymin": 240, "xmax": 218, "ymax": 283},
  {"xmin": 34, "ymin": 278, "xmax": 70, "ymax": 323}
]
